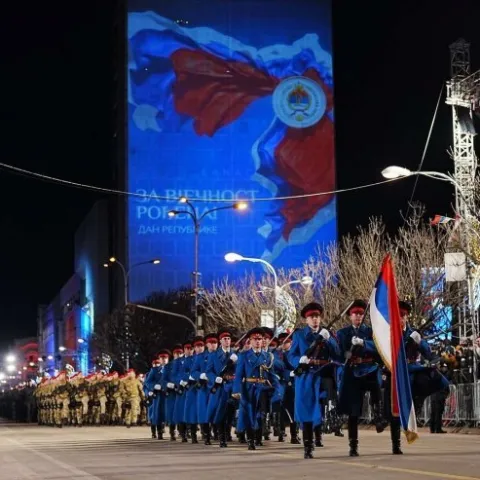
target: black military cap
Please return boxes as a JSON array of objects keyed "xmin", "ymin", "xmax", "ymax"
[
  {"xmin": 300, "ymin": 302, "xmax": 324, "ymax": 318},
  {"xmin": 217, "ymin": 328, "xmax": 232, "ymax": 340},
  {"xmin": 172, "ymin": 344, "xmax": 183, "ymax": 354},
  {"xmin": 157, "ymin": 349, "xmax": 171, "ymax": 358},
  {"xmin": 248, "ymin": 327, "xmax": 265, "ymax": 338},
  {"xmin": 204, "ymin": 333, "xmax": 218, "ymax": 343},
  {"xmin": 347, "ymin": 299, "xmax": 368, "ymax": 315},
  {"xmin": 398, "ymin": 301, "xmax": 412, "ymax": 315},
  {"xmin": 262, "ymin": 327, "xmax": 274, "ymax": 339},
  {"xmin": 192, "ymin": 336, "xmax": 205, "ymax": 346}
]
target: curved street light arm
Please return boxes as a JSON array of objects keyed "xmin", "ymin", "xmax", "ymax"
[
  {"xmin": 199, "ymin": 204, "xmax": 239, "ymax": 222},
  {"xmin": 172, "ymin": 209, "xmax": 197, "ymax": 225},
  {"xmin": 130, "ymin": 303, "xmax": 197, "ymax": 333}
]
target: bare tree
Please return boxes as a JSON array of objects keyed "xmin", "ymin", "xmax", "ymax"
[
  {"xmin": 202, "ymin": 207, "xmax": 463, "ymax": 335},
  {"xmin": 92, "ymin": 289, "xmax": 194, "ymax": 373}
]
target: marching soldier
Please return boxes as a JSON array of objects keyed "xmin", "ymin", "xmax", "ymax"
[
  {"xmin": 192, "ymin": 333, "xmax": 218, "ymax": 445},
  {"xmin": 232, "ymin": 327, "xmax": 280, "ymax": 451},
  {"xmin": 277, "ymin": 331, "xmax": 300, "ymax": 444},
  {"xmin": 184, "ymin": 337, "xmax": 205, "ymax": 443},
  {"xmin": 288, "ymin": 302, "xmax": 340, "ymax": 459},
  {"xmin": 337, "ymin": 299, "xmax": 388, "ymax": 457},
  {"xmin": 172, "ymin": 342, "xmax": 189, "ymax": 442},
  {"xmin": 144, "ymin": 357, "xmax": 163, "ymax": 438},
  {"xmin": 206, "ymin": 328, "xmax": 238, "ymax": 448},
  {"xmin": 163, "ymin": 344, "xmax": 184, "ymax": 440}
]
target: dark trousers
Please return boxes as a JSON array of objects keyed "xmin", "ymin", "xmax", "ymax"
[{"xmin": 430, "ymin": 391, "xmax": 447, "ymax": 433}]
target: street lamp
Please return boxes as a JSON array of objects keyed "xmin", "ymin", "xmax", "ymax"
[
  {"xmin": 6, "ymin": 364, "xmax": 16, "ymax": 373},
  {"xmin": 103, "ymin": 257, "xmax": 160, "ymax": 370},
  {"xmin": 5, "ymin": 354, "xmax": 15, "ymax": 363},
  {"xmin": 104, "ymin": 257, "xmax": 161, "ymax": 305},
  {"xmin": 169, "ymin": 198, "xmax": 249, "ymax": 330},
  {"xmin": 381, "ymin": 166, "xmax": 474, "ymax": 214},
  {"xmin": 225, "ymin": 252, "xmax": 279, "ymax": 333}
]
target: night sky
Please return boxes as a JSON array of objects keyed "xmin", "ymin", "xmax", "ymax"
[{"xmin": 0, "ymin": 1, "xmax": 478, "ymax": 349}]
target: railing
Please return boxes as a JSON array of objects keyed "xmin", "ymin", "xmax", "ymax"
[{"xmin": 360, "ymin": 383, "xmax": 480, "ymax": 427}]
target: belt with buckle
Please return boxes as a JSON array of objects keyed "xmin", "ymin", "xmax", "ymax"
[
  {"xmin": 309, "ymin": 359, "xmax": 329, "ymax": 366},
  {"xmin": 245, "ymin": 378, "xmax": 267, "ymax": 384},
  {"xmin": 351, "ymin": 357, "xmax": 374, "ymax": 365}
]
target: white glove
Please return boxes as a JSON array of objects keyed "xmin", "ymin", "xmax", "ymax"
[
  {"xmin": 188, "ymin": 375, "xmax": 194, "ymax": 381},
  {"xmin": 180, "ymin": 380, "xmax": 187, "ymax": 387},
  {"xmin": 290, "ymin": 371, "xmax": 295, "ymax": 377},
  {"xmin": 148, "ymin": 391, "xmax": 154, "ymax": 397},
  {"xmin": 230, "ymin": 353, "xmax": 238, "ymax": 363},
  {"xmin": 215, "ymin": 377, "xmax": 223, "ymax": 384},
  {"xmin": 352, "ymin": 336, "xmax": 364, "ymax": 347},
  {"xmin": 167, "ymin": 382, "xmax": 174, "ymax": 389},
  {"xmin": 410, "ymin": 331, "xmax": 422, "ymax": 345},
  {"xmin": 154, "ymin": 384, "xmax": 161, "ymax": 391},
  {"xmin": 320, "ymin": 328, "xmax": 330, "ymax": 340},
  {"xmin": 200, "ymin": 373, "xmax": 208, "ymax": 380},
  {"xmin": 299, "ymin": 356, "xmax": 310, "ymax": 364}
]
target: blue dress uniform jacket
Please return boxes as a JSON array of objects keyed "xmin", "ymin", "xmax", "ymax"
[
  {"xmin": 336, "ymin": 324, "xmax": 381, "ymax": 416},
  {"xmin": 191, "ymin": 351, "xmax": 210, "ymax": 424},
  {"xmin": 233, "ymin": 349, "xmax": 280, "ymax": 430},
  {"xmin": 182, "ymin": 355, "xmax": 197, "ymax": 424},
  {"xmin": 160, "ymin": 362, "xmax": 176, "ymax": 425},
  {"xmin": 172, "ymin": 356, "xmax": 186, "ymax": 424},
  {"xmin": 288, "ymin": 326, "xmax": 340, "ymax": 428},
  {"xmin": 144, "ymin": 366, "xmax": 166, "ymax": 425},
  {"xmin": 403, "ymin": 326, "xmax": 449, "ymax": 396},
  {"xmin": 206, "ymin": 348, "xmax": 236, "ymax": 424}
]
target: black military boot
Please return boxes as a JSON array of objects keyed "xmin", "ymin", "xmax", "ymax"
[
  {"xmin": 202, "ymin": 424, "xmax": 212, "ymax": 445},
  {"xmin": 373, "ymin": 401, "xmax": 389, "ymax": 434},
  {"xmin": 179, "ymin": 423, "xmax": 188, "ymax": 442},
  {"xmin": 247, "ymin": 429, "xmax": 256, "ymax": 450},
  {"xmin": 348, "ymin": 416, "xmax": 359, "ymax": 457},
  {"xmin": 290, "ymin": 422, "xmax": 301, "ymax": 444},
  {"xmin": 212, "ymin": 424, "xmax": 219, "ymax": 441},
  {"xmin": 255, "ymin": 428, "xmax": 264, "ymax": 446},
  {"xmin": 303, "ymin": 422, "xmax": 314, "ymax": 459},
  {"xmin": 218, "ymin": 423, "xmax": 228, "ymax": 448},
  {"xmin": 238, "ymin": 431, "xmax": 247, "ymax": 443},
  {"xmin": 190, "ymin": 424, "xmax": 198, "ymax": 443},
  {"xmin": 390, "ymin": 418, "xmax": 403, "ymax": 455},
  {"xmin": 150, "ymin": 425, "xmax": 157, "ymax": 438},
  {"xmin": 158, "ymin": 424, "xmax": 164, "ymax": 440},
  {"xmin": 314, "ymin": 425, "xmax": 324, "ymax": 447},
  {"xmin": 169, "ymin": 424, "xmax": 176, "ymax": 441}
]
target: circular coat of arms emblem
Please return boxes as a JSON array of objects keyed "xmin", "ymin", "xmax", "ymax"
[{"xmin": 272, "ymin": 76, "xmax": 326, "ymax": 129}]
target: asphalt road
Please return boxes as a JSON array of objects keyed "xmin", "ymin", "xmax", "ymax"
[{"xmin": 1, "ymin": 421, "xmax": 479, "ymax": 480}]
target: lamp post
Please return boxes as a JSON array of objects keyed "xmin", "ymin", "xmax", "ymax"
[
  {"xmin": 169, "ymin": 198, "xmax": 248, "ymax": 332},
  {"xmin": 382, "ymin": 165, "xmax": 479, "ymax": 382},
  {"xmin": 104, "ymin": 257, "xmax": 160, "ymax": 370},
  {"xmin": 225, "ymin": 252, "xmax": 280, "ymax": 334}
]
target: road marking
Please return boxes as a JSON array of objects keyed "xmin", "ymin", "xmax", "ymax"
[
  {"xmin": 5, "ymin": 435, "xmax": 103, "ymax": 480},
  {"xmin": 270, "ymin": 450, "xmax": 480, "ymax": 480}
]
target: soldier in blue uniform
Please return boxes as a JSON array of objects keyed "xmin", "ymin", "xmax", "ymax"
[
  {"xmin": 288, "ymin": 302, "xmax": 340, "ymax": 459},
  {"xmin": 277, "ymin": 331, "xmax": 300, "ymax": 444},
  {"xmin": 337, "ymin": 299, "xmax": 387, "ymax": 457},
  {"xmin": 206, "ymin": 328, "xmax": 238, "ymax": 448},
  {"xmin": 144, "ymin": 358, "xmax": 161, "ymax": 438},
  {"xmin": 383, "ymin": 301, "xmax": 450, "ymax": 454},
  {"xmin": 193, "ymin": 333, "xmax": 218, "ymax": 445},
  {"xmin": 232, "ymin": 327, "xmax": 280, "ymax": 451},
  {"xmin": 179, "ymin": 340, "xmax": 197, "ymax": 443},
  {"xmin": 163, "ymin": 344, "xmax": 183, "ymax": 441},
  {"xmin": 172, "ymin": 342, "xmax": 189, "ymax": 442}
]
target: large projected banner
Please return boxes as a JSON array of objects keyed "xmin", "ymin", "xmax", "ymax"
[{"xmin": 127, "ymin": 0, "xmax": 336, "ymax": 301}]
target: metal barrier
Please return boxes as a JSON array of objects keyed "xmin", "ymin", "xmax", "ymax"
[{"xmin": 360, "ymin": 383, "xmax": 480, "ymax": 427}]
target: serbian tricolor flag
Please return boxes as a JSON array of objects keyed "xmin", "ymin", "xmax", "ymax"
[
  {"xmin": 431, "ymin": 215, "xmax": 455, "ymax": 225},
  {"xmin": 369, "ymin": 254, "xmax": 418, "ymax": 444}
]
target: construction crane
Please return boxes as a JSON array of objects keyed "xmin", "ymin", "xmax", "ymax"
[{"xmin": 445, "ymin": 38, "xmax": 480, "ymax": 346}]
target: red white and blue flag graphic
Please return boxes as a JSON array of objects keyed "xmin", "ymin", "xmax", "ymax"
[{"xmin": 369, "ymin": 255, "xmax": 418, "ymax": 443}]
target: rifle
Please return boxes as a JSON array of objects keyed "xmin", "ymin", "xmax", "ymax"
[
  {"xmin": 210, "ymin": 358, "xmax": 235, "ymax": 394},
  {"xmin": 344, "ymin": 299, "xmax": 371, "ymax": 365},
  {"xmin": 294, "ymin": 301, "xmax": 355, "ymax": 376}
]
